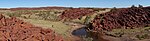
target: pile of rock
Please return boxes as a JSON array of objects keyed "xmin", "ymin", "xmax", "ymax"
[
  {"xmin": 91, "ymin": 7, "xmax": 150, "ymax": 31},
  {"xmin": 60, "ymin": 8, "xmax": 94, "ymax": 20},
  {"xmin": 0, "ymin": 14, "xmax": 63, "ymax": 41}
]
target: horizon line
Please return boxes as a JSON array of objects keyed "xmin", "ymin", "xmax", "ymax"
[{"xmin": 0, "ymin": 5, "xmax": 149, "ymax": 8}]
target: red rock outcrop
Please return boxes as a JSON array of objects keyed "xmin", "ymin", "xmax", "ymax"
[
  {"xmin": 60, "ymin": 8, "xmax": 94, "ymax": 20},
  {"xmin": 0, "ymin": 14, "xmax": 63, "ymax": 41},
  {"xmin": 90, "ymin": 7, "xmax": 150, "ymax": 31}
]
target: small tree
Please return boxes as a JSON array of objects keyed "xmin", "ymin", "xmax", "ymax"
[
  {"xmin": 139, "ymin": 4, "xmax": 143, "ymax": 8},
  {"xmin": 131, "ymin": 5, "xmax": 137, "ymax": 8},
  {"xmin": 110, "ymin": 7, "xmax": 117, "ymax": 12}
]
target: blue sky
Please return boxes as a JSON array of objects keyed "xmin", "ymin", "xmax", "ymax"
[{"xmin": 0, "ymin": 0, "xmax": 149, "ymax": 8}]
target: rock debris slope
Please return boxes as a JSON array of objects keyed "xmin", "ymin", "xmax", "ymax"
[{"xmin": 0, "ymin": 14, "xmax": 63, "ymax": 41}]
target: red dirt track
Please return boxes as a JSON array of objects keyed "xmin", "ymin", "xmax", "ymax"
[
  {"xmin": 0, "ymin": 14, "xmax": 63, "ymax": 41},
  {"xmin": 91, "ymin": 7, "xmax": 150, "ymax": 31}
]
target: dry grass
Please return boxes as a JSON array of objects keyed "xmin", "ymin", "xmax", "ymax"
[{"xmin": 17, "ymin": 17, "xmax": 72, "ymax": 40}]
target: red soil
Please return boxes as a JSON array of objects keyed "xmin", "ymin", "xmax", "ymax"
[
  {"xmin": 90, "ymin": 7, "xmax": 150, "ymax": 31},
  {"xmin": 0, "ymin": 14, "xmax": 63, "ymax": 41}
]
